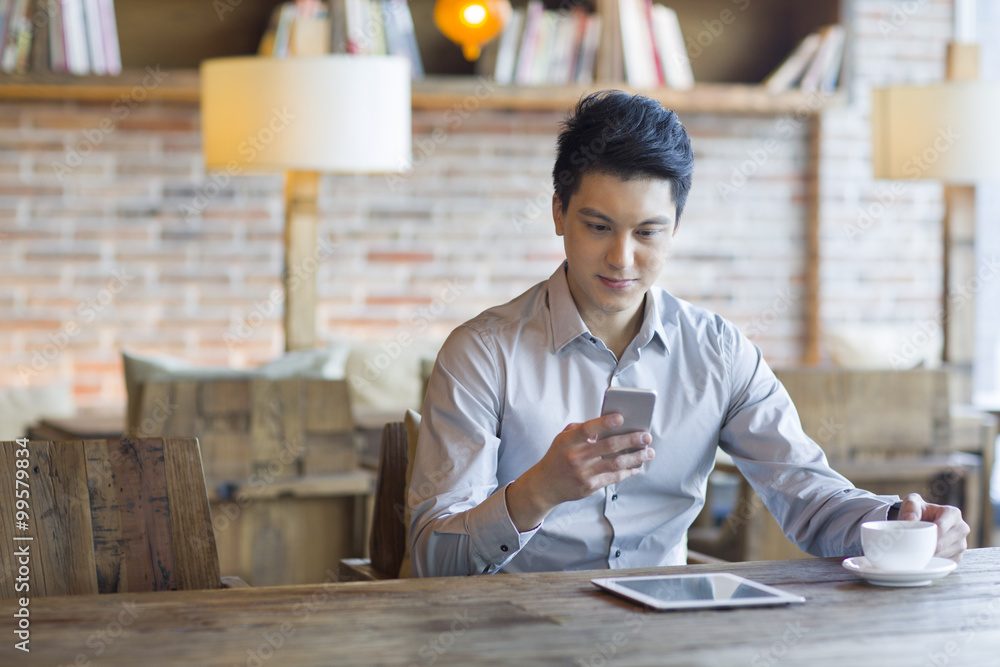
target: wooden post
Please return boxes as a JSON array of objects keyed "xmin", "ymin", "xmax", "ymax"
[
  {"xmin": 803, "ymin": 115, "xmax": 822, "ymax": 366},
  {"xmin": 283, "ymin": 170, "xmax": 320, "ymax": 352},
  {"xmin": 943, "ymin": 44, "xmax": 979, "ymax": 404}
]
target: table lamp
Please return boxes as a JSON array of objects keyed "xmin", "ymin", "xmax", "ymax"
[
  {"xmin": 870, "ymin": 2, "xmax": 1000, "ymax": 402},
  {"xmin": 200, "ymin": 55, "xmax": 412, "ymax": 351}
]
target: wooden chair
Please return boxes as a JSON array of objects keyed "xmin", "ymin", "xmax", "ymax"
[
  {"xmin": 0, "ymin": 437, "xmax": 246, "ymax": 598},
  {"xmin": 339, "ymin": 421, "xmax": 409, "ymax": 581},
  {"xmin": 689, "ymin": 368, "xmax": 997, "ymax": 561}
]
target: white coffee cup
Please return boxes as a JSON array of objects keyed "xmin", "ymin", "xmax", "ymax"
[{"xmin": 861, "ymin": 520, "xmax": 937, "ymax": 571}]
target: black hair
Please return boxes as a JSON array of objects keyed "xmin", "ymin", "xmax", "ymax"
[{"xmin": 552, "ymin": 91, "xmax": 694, "ymax": 222}]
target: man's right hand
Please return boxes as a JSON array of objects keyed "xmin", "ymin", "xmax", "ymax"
[{"xmin": 505, "ymin": 413, "xmax": 655, "ymax": 532}]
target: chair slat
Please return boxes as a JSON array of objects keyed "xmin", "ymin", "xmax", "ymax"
[
  {"xmin": 163, "ymin": 437, "xmax": 221, "ymax": 591},
  {"xmin": 85, "ymin": 438, "xmax": 127, "ymax": 593},
  {"xmin": 114, "ymin": 439, "xmax": 177, "ymax": 592}
]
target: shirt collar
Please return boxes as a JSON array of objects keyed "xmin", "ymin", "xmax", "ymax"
[
  {"xmin": 546, "ymin": 262, "xmax": 671, "ymax": 355},
  {"xmin": 547, "ymin": 263, "xmax": 590, "ymax": 353}
]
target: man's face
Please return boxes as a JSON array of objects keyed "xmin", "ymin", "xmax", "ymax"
[{"xmin": 553, "ymin": 171, "xmax": 677, "ymax": 332}]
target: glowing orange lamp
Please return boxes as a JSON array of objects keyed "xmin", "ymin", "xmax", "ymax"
[{"xmin": 434, "ymin": 0, "xmax": 511, "ymax": 61}]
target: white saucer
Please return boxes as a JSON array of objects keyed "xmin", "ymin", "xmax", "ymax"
[{"xmin": 842, "ymin": 556, "xmax": 957, "ymax": 587}]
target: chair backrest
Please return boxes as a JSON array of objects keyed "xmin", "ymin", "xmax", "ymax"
[
  {"xmin": 368, "ymin": 422, "xmax": 409, "ymax": 577},
  {"xmin": 774, "ymin": 368, "xmax": 950, "ymax": 461},
  {"xmin": 130, "ymin": 378, "xmax": 355, "ymax": 481},
  {"xmin": 0, "ymin": 437, "xmax": 222, "ymax": 598}
]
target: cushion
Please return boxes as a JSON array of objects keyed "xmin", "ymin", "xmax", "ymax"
[
  {"xmin": 824, "ymin": 324, "xmax": 942, "ymax": 370},
  {"xmin": 122, "ymin": 345, "xmax": 351, "ymax": 430},
  {"xmin": 0, "ymin": 381, "xmax": 76, "ymax": 440},
  {"xmin": 343, "ymin": 339, "xmax": 441, "ymax": 416},
  {"xmin": 397, "ymin": 408, "xmax": 421, "ymax": 579}
]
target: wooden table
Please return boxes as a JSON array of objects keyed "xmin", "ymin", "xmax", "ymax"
[{"xmin": 3, "ymin": 549, "xmax": 999, "ymax": 666}]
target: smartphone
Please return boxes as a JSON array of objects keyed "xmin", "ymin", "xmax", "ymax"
[{"xmin": 599, "ymin": 387, "xmax": 657, "ymax": 441}]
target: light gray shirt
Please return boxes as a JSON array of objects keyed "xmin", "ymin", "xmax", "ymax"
[{"xmin": 409, "ymin": 263, "xmax": 897, "ymax": 577}]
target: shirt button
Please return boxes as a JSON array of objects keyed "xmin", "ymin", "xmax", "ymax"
[
  {"xmin": 500, "ymin": 545, "xmax": 508, "ymax": 552},
  {"xmin": 611, "ymin": 494, "xmax": 618, "ymax": 502},
  {"xmin": 590, "ymin": 337, "xmax": 597, "ymax": 344},
  {"xmin": 615, "ymin": 549, "xmax": 621, "ymax": 558}
]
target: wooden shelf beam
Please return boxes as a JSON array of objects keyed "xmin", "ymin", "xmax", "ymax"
[{"xmin": 0, "ymin": 71, "xmax": 842, "ymax": 116}]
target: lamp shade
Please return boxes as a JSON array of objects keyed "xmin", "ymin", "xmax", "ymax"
[
  {"xmin": 200, "ymin": 55, "xmax": 411, "ymax": 173},
  {"xmin": 871, "ymin": 82, "xmax": 1000, "ymax": 182}
]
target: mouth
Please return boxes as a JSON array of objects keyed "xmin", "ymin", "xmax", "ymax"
[{"xmin": 599, "ymin": 276, "xmax": 637, "ymax": 290}]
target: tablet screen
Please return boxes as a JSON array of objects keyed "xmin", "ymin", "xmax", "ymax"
[{"xmin": 591, "ymin": 573, "xmax": 805, "ymax": 610}]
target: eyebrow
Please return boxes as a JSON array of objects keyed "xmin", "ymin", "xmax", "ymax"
[{"xmin": 578, "ymin": 207, "xmax": 673, "ymax": 226}]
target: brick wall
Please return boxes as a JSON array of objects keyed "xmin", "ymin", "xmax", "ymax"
[{"xmin": 0, "ymin": 0, "xmax": 958, "ymax": 409}]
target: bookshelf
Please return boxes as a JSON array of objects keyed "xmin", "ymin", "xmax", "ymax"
[{"xmin": 0, "ymin": 0, "xmax": 844, "ymax": 115}]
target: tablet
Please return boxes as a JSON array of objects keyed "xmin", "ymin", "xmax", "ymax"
[{"xmin": 591, "ymin": 573, "xmax": 806, "ymax": 611}]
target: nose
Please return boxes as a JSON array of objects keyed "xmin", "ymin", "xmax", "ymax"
[{"xmin": 606, "ymin": 232, "xmax": 634, "ymax": 270}]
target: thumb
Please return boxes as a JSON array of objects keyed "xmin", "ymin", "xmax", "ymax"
[{"xmin": 899, "ymin": 492, "xmax": 926, "ymax": 521}]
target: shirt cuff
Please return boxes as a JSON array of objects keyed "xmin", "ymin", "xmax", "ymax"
[{"xmin": 467, "ymin": 482, "xmax": 540, "ymax": 571}]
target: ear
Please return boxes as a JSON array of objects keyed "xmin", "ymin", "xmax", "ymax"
[{"xmin": 552, "ymin": 194, "xmax": 565, "ymax": 236}]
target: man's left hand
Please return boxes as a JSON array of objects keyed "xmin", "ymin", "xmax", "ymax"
[{"xmin": 897, "ymin": 492, "xmax": 970, "ymax": 562}]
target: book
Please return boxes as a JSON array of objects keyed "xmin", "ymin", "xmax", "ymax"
[
  {"xmin": 329, "ymin": 0, "xmax": 347, "ymax": 53},
  {"xmin": 383, "ymin": 0, "xmax": 423, "ymax": 79},
  {"xmin": 642, "ymin": 0, "xmax": 664, "ymax": 87},
  {"xmin": 29, "ymin": 0, "xmax": 50, "ymax": 72},
  {"xmin": 82, "ymin": 0, "xmax": 106, "ymax": 74},
  {"xmin": 98, "ymin": 0, "xmax": 121, "ymax": 74},
  {"xmin": 61, "ymin": 0, "xmax": 90, "ymax": 74},
  {"xmin": 800, "ymin": 25, "xmax": 844, "ymax": 92},
  {"xmin": 574, "ymin": 12, "xmax": 601, "ymax": 85},
  {"xmin": 618, "ymin": 0, "xmax": 657, "ymax": 88},
  {"xmin": 492, "ymin": 5, "xmax": 523, "ymax": 85},
  {"xmin": 48, "ymin": 0, "xmax": 68, "ymax": 72},
  {"xmin": 650, "ymin": 4, "xmax": 693, "ymax": 90},
  {"xmin": 595, "ymin": 0, "xmax": 624, "ymax": 82},
  {"xmin": 513, "ymin": 0, "xmax": 542, "ymax": 86},
  {"xmin": 0, "ymin": 0, "xmax": 11, "ymax": 61},
  {"xmin": 552, "ymin": 9, "xmax": 578, "ymax": 85},
  {"xmin": 1, "ymin": 0, "xmax": 29, "ymax": 73},
  {"xmin": 763, "ymin": 31, "xmax": 821, "ymax": 93}
]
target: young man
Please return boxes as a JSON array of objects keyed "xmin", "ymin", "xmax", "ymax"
[{"xmin": 408, "ymin": 91, "xmax": 969, "ymax": 577}]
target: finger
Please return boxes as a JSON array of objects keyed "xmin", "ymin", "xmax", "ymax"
[
  {"xmin": 579, "ymin": 413, "xmax": 624, "ymax": 442},
  {"xmin": 598, "ymin": 445, "xmax": 654, "ymax": 472},
  {"xmin": 597, "ymin": 431, "xmax": 652, "ymax": 458},
  {"xmin": 899, "ymin": 492, "xmax": 926, "ymax": 521}
]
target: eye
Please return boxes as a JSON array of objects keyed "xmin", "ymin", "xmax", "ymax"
[
  {"xmin": 637, "ymin": 229, "xmax": 664, "ymax": 239},
  {"xmin": 587, "ymin": 222, "xmax": 610, "ymax": 232}
]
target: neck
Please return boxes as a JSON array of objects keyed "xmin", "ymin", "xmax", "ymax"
[{"xmin": 583, "ymin": 295, "xmax": 646, "ymax": 358}]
